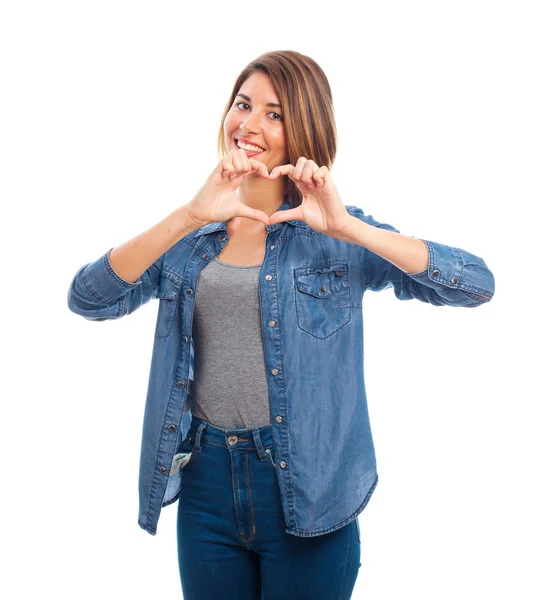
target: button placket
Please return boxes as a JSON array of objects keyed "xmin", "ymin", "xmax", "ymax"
[{"xmin": 260, "ymin": 238, "xmax": 287, "ymax": 475}]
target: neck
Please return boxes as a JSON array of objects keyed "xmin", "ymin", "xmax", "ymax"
[{"xmin": 237, "ymin": 175, "xmax": 286, "ymax": 216}]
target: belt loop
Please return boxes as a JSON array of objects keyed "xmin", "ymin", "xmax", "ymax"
[
  {"xmin": 194, "ymin": 421, "xmax": 207, "ymax": 453},
  {"xmin": 252, "ymin": 428, "xmax": 268, "ymax": 461}
]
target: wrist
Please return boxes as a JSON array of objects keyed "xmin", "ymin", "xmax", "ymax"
[
  {"xmin": 329, "ymin": 215, "xmax": 361, "ymax": 244},
  {"xmin": 180, "ymin": 205, "xmax": 208, "ymax": 234}
]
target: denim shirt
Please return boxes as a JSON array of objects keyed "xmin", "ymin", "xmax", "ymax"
[{"xmin": 67, "ymin": 199, "xmax": 495, "ymax": 537}]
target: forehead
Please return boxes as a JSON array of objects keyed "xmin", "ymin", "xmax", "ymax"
[{"xmin": 237, "ymin": 71, "xmax": 279, "ymax": 102}]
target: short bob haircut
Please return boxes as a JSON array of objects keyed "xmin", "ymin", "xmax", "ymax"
[{"xmin": 217, "ymin": 50, "xmax": 337, "ymax": 210}]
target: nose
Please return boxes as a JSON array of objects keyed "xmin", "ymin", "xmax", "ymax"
[{"xmin": 240, "ymin": 108, "xmax": 263, "ymax": 133}]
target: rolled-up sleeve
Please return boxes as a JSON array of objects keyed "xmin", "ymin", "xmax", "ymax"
[
  {"xmin": 67, "ymin": 248, "xmax": 163, "ymax": 320},
  {"xmin": 347, "ymin": 205, "xmax": 495, "ymax": 307}
]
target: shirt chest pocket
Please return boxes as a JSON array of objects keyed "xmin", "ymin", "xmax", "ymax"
[
  {"xmin": 293, "ymin": 262, "xmax": 352, "ymax": 339},
  {"xmin": 154, "ymin": 274, "xmax": 182, "ymax": 338}
]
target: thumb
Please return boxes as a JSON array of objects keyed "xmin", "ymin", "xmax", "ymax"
[
  {"xmin": 235, "ymin": 203, "xmax": 270, "ymax": 225},
  {"xmin": 269, "ymin": 207, "xmax": 303, "ymax": 225}
]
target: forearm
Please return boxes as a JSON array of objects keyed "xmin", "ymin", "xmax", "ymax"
[
  {"xmin": 108, "ymin": 206, "xmax": 202, "ymax": 284},
  {"xmin": 335, "ymin": 215, "xmax": 429, "ymax": 274}
]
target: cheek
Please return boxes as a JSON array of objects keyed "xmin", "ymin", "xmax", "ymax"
[
  {"xmin": 267, "ymin": 132, "xmax": 286, "ymax": 153},
  {"xmin": 223, "ymin": 113, "xmax": 237, "ymax": 134}
]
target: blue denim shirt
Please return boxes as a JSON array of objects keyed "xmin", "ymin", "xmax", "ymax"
[{"xmin": 67, "ymin": 199, "xmax": 495, "ymax": 537}]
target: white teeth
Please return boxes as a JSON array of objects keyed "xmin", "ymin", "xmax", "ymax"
[{"xmin": 236, "ymin": 139, "xmax": 264, "ymax": 153}]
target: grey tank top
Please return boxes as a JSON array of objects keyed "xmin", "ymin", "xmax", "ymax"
[{"xmin": 190, "ymin": 256, "xmax": 271, "ymax": 429}]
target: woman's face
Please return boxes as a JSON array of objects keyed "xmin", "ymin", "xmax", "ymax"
[{"xmin": 224, "ymin": 71, "xmax": 288, "ymax": 173}]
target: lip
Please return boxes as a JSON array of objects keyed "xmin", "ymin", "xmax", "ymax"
[{"xmin": 234, "ymin": 137, "xmax": 266, "ymax": 151}]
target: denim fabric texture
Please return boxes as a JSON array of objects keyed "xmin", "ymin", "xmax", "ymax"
[
  {"xmin": 67, "ymin": 196, "xmax": 495, "ymax": 537},
  {"xmin": 176, "ymin": 414, "xmax": 361, "ymax": 599}
]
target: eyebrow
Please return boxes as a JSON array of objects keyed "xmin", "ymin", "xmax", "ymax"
[{"xmin": 236, "ymin": 93, "xmax": 282, "ymax": 109}]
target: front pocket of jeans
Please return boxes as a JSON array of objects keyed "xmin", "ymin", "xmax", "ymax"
[
  {"xmin": 173, "ymin": 435, "xmax": 198, "ymax": 474},
  {"xmin": 294, "ymin": 263, "xmax": 352, "ymax": 339}
]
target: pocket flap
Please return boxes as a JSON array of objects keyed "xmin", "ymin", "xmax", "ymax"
[
  {"xmin": 156, "ymin": 274, "xmax": 181, "ymax": 300},
  {"xmin": 295, "ymin": 264, "xmax": 349, "ymax": 299}
]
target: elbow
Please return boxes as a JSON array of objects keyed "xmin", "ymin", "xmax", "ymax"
[{"xmin": 67, "ymin": 286, "xmax": 122, "ymax": 321}]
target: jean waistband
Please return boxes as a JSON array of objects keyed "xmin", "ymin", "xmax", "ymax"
[{"xmin": 189, "ymin": 413, "xmax": 274, "ymax": 451}]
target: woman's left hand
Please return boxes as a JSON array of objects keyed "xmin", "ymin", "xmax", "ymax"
[{"xmin": 266, "ymin": 157, "xmax": 351, "ymax": 237}]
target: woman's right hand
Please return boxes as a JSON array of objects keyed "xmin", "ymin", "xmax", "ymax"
[{"xmin": 184, "ymin": 148, "xmax": 271, "ymax": 229}]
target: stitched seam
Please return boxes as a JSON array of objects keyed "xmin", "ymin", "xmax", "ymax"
[
  {"xmin": 243, "ymin": 450, "xmax": 256, "ymax": 543},
  {"xmin": 230, "ymin": 450, "xmax": 245, "ymax": 543}
]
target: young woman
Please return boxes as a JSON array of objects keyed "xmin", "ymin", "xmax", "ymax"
[{"xmin": 68, "ymin": 50, "xmax": 495, "ymax": 600}]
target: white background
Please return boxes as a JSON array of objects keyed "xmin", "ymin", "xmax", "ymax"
[{"xmin": 1, "ymin": 1, "xmax": 554, "ymax": 599}]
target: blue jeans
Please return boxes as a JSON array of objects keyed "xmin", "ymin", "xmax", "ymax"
[{"xmin": 176, "ymin": 414, "xmax": 362, "ymax": 599}]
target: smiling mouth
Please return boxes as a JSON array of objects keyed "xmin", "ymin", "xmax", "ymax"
[{"xmin": 234, "ymin": 138, "xmax": 266, "ymax": 153}]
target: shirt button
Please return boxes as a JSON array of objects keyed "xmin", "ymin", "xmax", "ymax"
[
  {"xmin": 269, "ymin": 320, "xmax": 276, "ymax": 327},
  {"xmin": 265, "ymin": 274, "xmax": 273, "ymax": 281},
  {"xmin": 177, "ymin": 381, "xmax": 185, "ymax": 388},
  {"xmin": 275, "ymin": 415, "xmax": 282, "ymax": 423},
  {"xmin": 168, "ymin": 424, "xmax": 176, "ymax": 432},
  {"xmin": 183, "ymin": 335, "xmax": 189, "ymax": 343},
  {"xmin": 186, "ymin": 289, "xmax": 193, "ymax": 295},
  {"xmin": 218, "ymin": 235, "xmax": 227, "ymax": 242},
  {"xmin": 451, "ymin": 277, "xmax": 458, "ymax": 285},
  {"xmin": 279, "ymin": 461, "xmax": 286, "ymax": 468},
  {"xmin": 320, "ymin": 285, "xmax": 328, "ymax": 293},
  {"xmin": 160, "ymin": 467, "xmax": 167, "ymax": 474},
  {"xmin": 228, "ymin": 435, "xmax": 238, "ymax": 445},
  {"xmin": 431, "ymin": 269, "xmax": 440, "ymax": 278},
  {"xmin": 202, "ymin": 254, "xmax": 210, "ymax": 260},
  {"xmin": 270, "ymin": 245, "xmax": 275, "ymax": 250},
  {"xmin": 271, "ymin": 368, "xmax": 279, "ymax": 375}
]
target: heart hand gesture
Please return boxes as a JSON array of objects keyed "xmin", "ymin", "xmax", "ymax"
[{"xmin": 267, "ymin": 157, "xmax": 350, "ymax": 237}]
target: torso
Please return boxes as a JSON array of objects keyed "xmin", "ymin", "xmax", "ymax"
[{"xmin": 217, "ymin": 220, "xmax": 267, "ymax": 266}]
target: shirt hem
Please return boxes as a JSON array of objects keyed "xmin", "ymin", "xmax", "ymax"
[
  {"xmin": 284, "ymin": 472, "xmax": 379, "ymax": 537},
  {"xmin": 138, "ymin": 519, "xmax": 157, "ymax": 536}
]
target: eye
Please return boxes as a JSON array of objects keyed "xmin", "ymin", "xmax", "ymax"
[{"xmin": 234, "ymin": 101, "xmax": 283, "ymax": 122}]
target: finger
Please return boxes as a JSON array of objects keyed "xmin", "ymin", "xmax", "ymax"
[
  {"xmin": 300, "ymin": 159, "xmax": 317, "ymax": 185},
  {"xmin": 249, "ymin": 159, "xmax": 270, "ymax": 178},
  {"xmin": 232, "ymin": 150, "xmax": 245, "ymax": 172},
  {"xmin": 238, "ymin": 148, "xmax": 250, "ymax": 173},
  {"xmin": 220, "ymin": 158, "xmax": 234, "ymax": 177},
  {"xmin": 314, "ymin": 166, "xmax": 327, "ymax": 188},
  {"xmin": 224, "ymin": 150, "xmax": 247, "ymax": 180},
  {"xmin": 269, "ymin": 164, "xmax": 294, "ymax": 179},
  {"xmin": 293, "ymin": 156, "xmax": 308, "ymax": 181}
]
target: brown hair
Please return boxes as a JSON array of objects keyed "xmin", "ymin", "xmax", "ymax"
[{"xmin": 217, "ymin": 50, "xmax": 337, "ymax": 209}]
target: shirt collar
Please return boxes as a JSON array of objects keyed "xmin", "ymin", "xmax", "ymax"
[{"xmin": 192, "ymin": 197, "xmax": 308, "ymax": 238}]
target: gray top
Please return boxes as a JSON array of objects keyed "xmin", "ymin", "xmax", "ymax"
[{"xmin": 190, "ymin": 256, "xmax": 271, "ymax": 428}]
